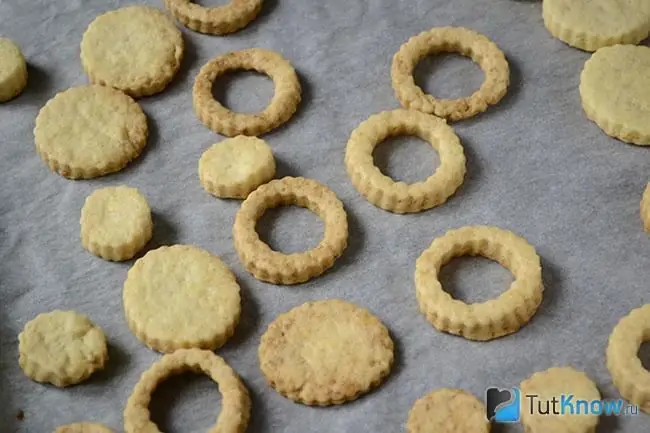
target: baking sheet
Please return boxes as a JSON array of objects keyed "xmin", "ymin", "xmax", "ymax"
[{"xmin": 1, "ymin": 0, "xmax": 649, "ymax": 431}]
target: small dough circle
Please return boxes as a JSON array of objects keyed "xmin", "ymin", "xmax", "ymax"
[
  {"xmin": 81, "ymin": 5, "xmax": 184, "ymax": 97},
  {"xmin": 34, "ymin": 85, "xmax": 148, "ymax": 179},
  {"xmin": 199, "ymin": 136, "xmax": 276, "ymax": 199},
  {"xmin": 345, "ymin": 109, "xmax": 466, "ymax": 214},
  {"xmin": 415, "ymin": 225, "xmax": 543, "ymax": 341},
  {"xmin": 543, "ymin": 0, "xmax": 650, "ymax": 52},
  {"xmin": 55, "ymin": 423, "xmax": 114, "ymax": 433},
  {"xmin": 259, "ymin": 299, "xmax": 394, "ymax": 405},
  {"xmin": 232, "ymin": 176, "xmax": 348, "ymax": 284},
  {"xmin": 0, "ymin": 38, "xmax": 27, "ymax": 102},
  {"xmin": 164, "ymin": 0, "xmax": 263, "ymax": 35},
  {"xmin": 407, "ymin": 389, "xmax": 490, "ymax": 433},
  {"xmin": 391, "ymin": 26, "xmax": 509, "ymax": 122},
  {"xmin": 124, "ymin": 349, "xmax": 250, "ymax": 433},
  {"xmin": 641, "ymin": 184, "xmax": 650, "ymax": 232},
  {"xmin": 123, "ymin": 245, "xmax": 241, "ymax": 353},
  {"xmin": 580, "ymin": 45, "xmax": 650, "ymax": 146},
  {"xmin": 606, "ymin": 304, "xmax": 650, "ymax": 414},
  {"xmin": 520, "ymin": 366, "xmax": 601, "ymax": 433},
  {"xmin": 18, "ymin": 310, "xmax": 108, "ymax": 387},
  {"xmin": 80, "ymin": 186, "xmax": 153, "ymax": 261},
  {"xmin": 193, "ymin": 48, "xmax": 301, "ymax": 137}
]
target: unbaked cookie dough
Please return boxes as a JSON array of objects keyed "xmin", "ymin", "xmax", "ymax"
[
  {"xmin": 123, "ymin": 245, "xmax": 241, "ymax": 353},
  {"xmin": 407, "ymin": 389, "xmax": 490, "ymax": 433},
  {"xmin": 80, "ymin": 186, "xmax": 153, "ymax": 261},
  {"xmin": 580, "ymin": 44, "xmax": 650, "ymax": 146},
  {"xmin": 81, "ymin": 5, "xmax": 184, "ymax": 97},
  {"xmin": 199, "ymin": 136, "xmax": 276, "ymax": 199},
  {"xmin": 34, "ymin": 85, "xmax": 148, "ymax": 179},
  {"xmin": 641, "ymin": 184, "xmax": 650, "ymax": 232},
  {"xmin": 164, "ymin": 0, "xmax": 263, "ymax": 35},
  {"xmin": 0, "ymin": 38, "xmax": 27, "ymax": 102},
  {"xmin": 18, "ymin": 310, "xmax": 108, "ymax": 387},
  {"xmin": 259, "ymin": 299, "xmax": 394, "ymax": 405}
]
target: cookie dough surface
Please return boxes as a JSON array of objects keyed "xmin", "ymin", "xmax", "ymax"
[
  {"xmin": 18, "ymin": 311, "xmax": 108, "ymax": 387},
  {"xmin": 0, "ymin": 38, "xmax": 27, "ymax": 102},
  {"xmin": 407, "ymin": 389, "xmax": 489, "ymax": 433}
]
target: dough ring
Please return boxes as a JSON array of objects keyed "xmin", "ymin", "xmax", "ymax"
[
  {"xmin": 124, "ymin": 348, "xmax": 250, "ymax": 433},
  {"xmin": 232, "ymin": 176, "xmax": 348, "ymax": 284},
  {"xmin": 415, "ymin": 225, "xmax": 543, "ymax": 341},
  {"xmin": 345, "ymin": 109, "xmax": 466, "ymax": 214},
  {"xmin": 606, "ymin": 304, "xmax": 650, "ymax": 414},
  {"xmin": 193, "ymin": 48, "xmax": 301, "ymax": 137},
  {"xmin": 164, "ymin": 0, "xmax": 263, "ymax": 35},
  {"xmin": 391, "ymin": 26, "xmax": 510, "ymax": 122}
]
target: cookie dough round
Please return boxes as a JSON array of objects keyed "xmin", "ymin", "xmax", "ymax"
[
  {"xmin": 81, "ymin": 186, "xmax": 153, "ymax": 261},
  {"xmin": 81, "ymin": 5, "xmax": 184, "ymax": 97},
  {"xmin": 199, "ymin": 136, "xmax": 276, "ymax": 199},
  {"xmin": 580, "ymin": 45, "xmax": 650, "ymax": 146},
  {"xmin": 407, "ymin": 389, "xmax": 490, "ymax": 433},
  {"xmin": 34, "ymin": 85, "xmax": 148, "ymax": 179},
  {"xmin": 543, "ymin": 0, "xmax": 650, "ymax": 52},
  {"xmin": 259, "ymin": 299, "xmax": 394, "ymax": 405},
  {"xmin": 18, "ymin": 310, "xmax": 108, "ymax": 387},
  {"xmin": 0, "ymin": 38, "xmax": 27, "ymax": 102},
  {"xmin": 55, "ymin": 423, "xmax": 114, "ymax": 433},
  {"xmin": 520, "ymin": 367, "xmax": 601, "ymax": 433},
  {"xmin": 123, "ymin": 245, "xmax": 241, "ymax": 353},
  {"xmin": 641, "ymin": 184, "xmax": 650, "ymax": 232},
  {"xmin": 164, "ymin": 0, "xmax": 263, "ymax": 35}
]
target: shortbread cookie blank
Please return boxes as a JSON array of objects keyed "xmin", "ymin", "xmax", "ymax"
[
  {"xmin": 606, "ymin": 304, "xmax": 650, "ymax": 414},
  {"xmin": 124, "ymin": 349, "xmax": 250, "ymax": 433},
  {"xmin": 233, "ymin": 177, "xmax": 348, "ymax": 284},
  {"xmin": 0, "ymin": 38, "xmax": 27, "ymax": 102},
  {"xmin": 392, "ymin": 27, "xmax": 509, "ymax": 122},
  {"xmin": 580, "ymin": 45, "xmax": 650, "ymax": 146},
  {"xmin": 641, "ymin": 184, "xmax": 650, "ymax": 232},
  {"xmin": 415, "ymin": 225, "xmax": 543, "ymax": 341},
  {"xmin": 193, "ymin": 48, "xmax": 301, "ymax": 136},
  {"xmin": 123, "ymin": 245, "xmax": 241, "ymax": 353},
  {"xmin": 543, "ymin": 0, "xmax": 650, "ymax": 52},
  {"xmin": 407, "ymin": 389, "xmax": 489, "ymax": 433},
  {"xmin": 259, "ymin": 299, "xmax": 394, "ymax": 405},
  {"xmin": 345, "ymin": 109, "xmax": 465, "ymax": 214},
  {"xmin": 55, "ymin": 423, "xmax": 114, "ymax": 433},
  {"xmin": 18, "ymin": 310, "xmax": 108, "ymax": 387},
  {"xmin": 164, "ymin": 0, "xmax": 263, "ymax": 35},
  {"xmin": 80, "ymin": 186, "xmax": 153, "ymax": 261},
  {"xmin": 81, "ymin": 5, "xmax": 184, "ymax": 97},
  {"xmin": 520, "ymin": 367, "xmax": 601, "ymax": 433},
  {"xmin": 199, "ymin": 136, "xmax": 276, "ymax": 199},
  {"xmin": 34, "ymin": 85, "xmax": 148, "ymax": 179}
]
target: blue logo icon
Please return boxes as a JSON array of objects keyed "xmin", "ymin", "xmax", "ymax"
[{"xmin": 485, "ymin": 387, "xmax": 521, "ymax": 423}]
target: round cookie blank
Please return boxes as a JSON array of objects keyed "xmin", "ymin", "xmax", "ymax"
[
  {"xmin": 123, "ymin": 245, "xmax": 241, "ymax": 353},
  {"xmin": 55, "ymin": 423, "xmax": 114, "ymax": 433},
  {"xmin": 543, "ymin": 0, "xmax": 650, "ymax": 52},
  {"xmin": 391, "ymin": 26, "xmax": 509, "ymax": 122},
  {"xmin": 193, "ymin": 48, "xmax": 301, "ymax": 137},
  {"xmin": 164, "ymin": 0, "xmax": 263, "ymax": 35},
  {"xmin": 580, "ymin": 45, "xmax": 650, "ymax": 146},
  {"xmin": 520, "ymin": 366, "xmax": 601, "ymax": 433},
  {"xmin": 407, "ymin": 389, "xmax": 490, "ymax": 433},
  {"xmin": 415, "ymin": 225, "xmax": 543, "ymax": 341},
  {"xmin": 18, "ymin": 310, "xmax": 108, "ymax": 387},
  {"xmin": 259, "ymin": 299, "xmax": 394, "ymax": 405},
  {"xmin": 233, "ymin": 176, "xmax": 348, "ymax": 284},
  {"xmin": 81, "ymin": 186, "xmax": 153, "ymax": 261},
  {"xmin": 606, "ymin": 304, "xmax": 650, "ymax": 414},
  {"xmin": 124, "ymin": 349, "xmax": 250, "ymax": 433},
  {"xmin": 641, "ymin": 184, "xmax": 650, "ymax": 232},
  {"xmin": 34, "ymin": 85, "xmax": 148, "ymax": 179},
  {"xmin": 0, "ymin": 38, "xmax": 27, "ymax": 102},
  {"xmin": 81, "ymin": 5, "xmax": 184, "ymax": 97},
  {"xmin": 199, "ymin": 136, "xmax": 276, "ymax": 199},
  {"xmin": 345, "ymin": 109, "xmax": 466, "ymax": 214}
]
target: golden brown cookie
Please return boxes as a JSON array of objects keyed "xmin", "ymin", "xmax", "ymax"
[
  {"xmin": 164, "ymin": 0, "xmax": 263, "ymax": 35},
  {"xmin": 407, "ymin": 389, "xmax": 490, "ymax": 433}
]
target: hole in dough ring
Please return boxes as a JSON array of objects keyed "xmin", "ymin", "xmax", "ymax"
[
  {"xmin": 391, "ymin": 26, "xmax": 510, "ymax": 122},
  {"xmin": 193, "ymin": 48, "xmax": 301, "ymax": 137},
  {"xmin": 164, "ymin": 0, "xmax": 263, "ymax": 35},
  {"xmin": 606, "ymin": 304, "xmax": 650, "ymax": 414},
  {"xmin": 124, "ymin": 349, "xmax": 251, "ymax": 433},
  {"xmin": 344, "ymin": 109, "xmax": 466, "ymax": 214},
  {"xmin": 232, "ymin": 176, "xmax": 348, "ymax": 285},
  {"xmin": 415, "ymin": 225, "xmax": 543, "ymax": 341}
]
